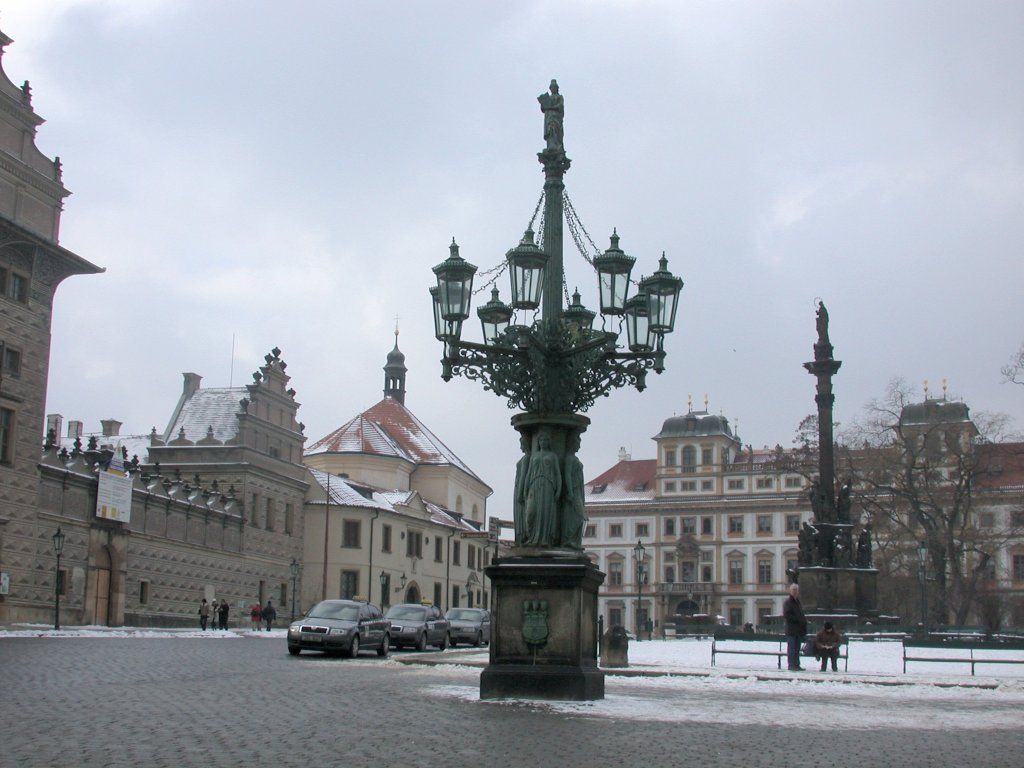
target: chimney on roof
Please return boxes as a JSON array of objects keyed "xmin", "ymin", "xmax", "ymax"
[
  {"xmin": 100, "ymin": 419, "xmax": 122, "ymax": 437},
  {"xmin": 618, "ymin": 446, "xmax": 631, "ymax": 462},
  {"xmin": 183, "ymin": 372, "xmax": 202, "ymax": 398},
  {"xmin": 46, "ymin": 414, "xmax": 63, "ymax": 442},
  {"xmin": 67, "ymin": 420, "xmax": 83, "ymax": 439}
]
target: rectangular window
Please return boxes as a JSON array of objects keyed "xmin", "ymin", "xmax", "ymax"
[
  {"xmin": 758, "ymin": 559, "xmax": 772, "ymax": 585},
  {"xmin": 701, "ymin": 447, "xmax": 713, "ymax": 465},
  {"xmin": 280, "ymin": 582, "xmax": 288, "ymax": 606},
  {"xmin": 664, "ymin": 481, "xmax": 676, "ymax": 493},
  {"xmin": 609, "ymin": 523, "xmax": 623, "ymax": 538},
  {"xmin": 1011, "ymin": 511, "xmax": 1024, "ymax": 527},
  {"xmin": 265, "ymin": 498, "xmax": 275, "ymax": 532},
  {"xmin": 584, "ymin": 524, "xmax": 597, "ymax": 538},
  {"xmin": 728, "ymin": 516, "xmax": 743, "ymax": 534},
  {"xmin": 342, "ymin": 519, "xmax": 361, "ymax": 548},
  {"xmin": 664, "ymin": 517, "xmax": 675, "ymax": 536},
  {"xmin": 680, "ymin": 481, "xmax": 697, "ymax": 491},
  {"xmin": 380, "ymin": 573, "xmax": 391, "ymax": 608},
  {"xmin": 453, "ymin": 541, "xmax": 461, "ymax": 566},
  {"xmin": 785, "ymin": 514, "xmax": 801, "ymax": 533},
  {"xmin": 451, "ymin": 585, "xmax": 460, "ymax": 608},
  {"xmin": 609, "ymin": 607, "xmax": 623, "ymax": 627},
  {"xmin": 1014, "ymin": 555, "xmax": 1024, "ymax": 581},
  {"xmin": 250, "ymin": 493, "xmax": 260, "ymax": 527},
  {"xmin": 757, "ymin": 515, "xmax": 772, "ymax": 534},
  {"xmin": 636, "ymin": 523, "xmax": 649, "ymax": 538},
  {"xmin": 681, "ymin": 517, "xmax": 696, "ymax": 534},
  {"xmin": 729, "ymin": 560, "xmax": 743, "ymax": 585},
  {"xmin": 468, "ymin": 545, "xmax": 476, "ymax": 571},
  {"xmin": 665, "ymin": 565, "xmax": 676, "ymax": 583},
  {"xmin": 701, "ymin": 480, "xmax": 713, "ymax": 491},
  {"xmin": 284, "ymin": 503, "xmax": 294, "ymax": 535},
  {"xmin": 6, "ymin": 271, "xmax": 27, "ymax": 302},
  {"xmin": 979, "ymin": 512, "xmax": 995, "ymax": 528},
  {"xmin": 701, "ymin": 517, "xmax": 713, "ymax": 535},
  {"xmin": 758, "ymin": 606, "xmax": 773, "ymax": 625},
  {"xmin": 340, "ymin": 570, "xmax": 359, "ymax": 599},
  {"xmin": 139, "ymin": 580, "xmax": 149, "ymax": 605},
  {"xmin": 57, "ymin": 568, "xmax": 68, "ymax": 596},
  {"xmin": 701, "ymin": 564, "xmax": 713, "ymax": 582},
  {"xmin": 382, "ymin": 524, "xmax": 392, "ymax": 553},
  {"xmin": 729, "ymin": 607, "xmax": 744, "ymax": 626},
  {"xmin": 0, "ymin": 407, "xmax": 14, "ymax": 464},
  {"xmin": 609, "ymin": 561, "xmax": 623, "ymax": 586},
  {"xmin": 434, "ymin": 536, "xmax": 443, "ymax": 561},
  {"xmin": 433, "ymin": 582, "xmax": 442, "ymax": 608},
  {"xmin": 756, "ymin": 477, "xmax": 774, "ymax": 489},
  {"xmin": 1, "ymin": 344, "xmax": 21, "ymax": 376},
  {"xmin": 727, "ymin": 478, "xmax": 745, "ymax": 490},
  {"xmin": 407, "ymin": 530, "xmax": 423, "ymax": 558},
  {"xmin": 664, "ymin": 449, "xmax": 677, "ymax": 466},
  {"xmin": 700, "ymin": 550, "xmax": 713, "ymax": 562},
  {"xmin": 785, "ymin": 476, "xmax": 802, "ymax": 489}
]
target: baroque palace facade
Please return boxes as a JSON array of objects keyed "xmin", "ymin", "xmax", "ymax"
[{"xmin": 585, "ymin": 404, "xmax": 1024, "ymax": 634}]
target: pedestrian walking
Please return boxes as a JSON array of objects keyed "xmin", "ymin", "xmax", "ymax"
[
  {"xmin": 815, "ymin": 621, "xmax": 843, "ymax": 672},
  {"xmin": 198, "ymin": 598, "xmax": 210, "ymax": 631},
  {"xmin": 250, "ymin": 602, "xmax": 262, "ymax": 631},
  {"xmin": 782, "ymin": 582, "xmax": 807, "ymax": 671},
  {"xmin": 218, "ymin": 599, "xmax": 230, "ymax": 630},
  {"xmin": 210, "ymin": 599, "xmax": 219, "ymax": 630},
  {"xmin": 262, "ymin": 600, "xmax": 277, "ymax": 631}
]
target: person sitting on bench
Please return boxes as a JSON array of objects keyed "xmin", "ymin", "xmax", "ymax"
[{"xmin": 815, "ymin": 621, "xmax": 843, "ymax": 672}]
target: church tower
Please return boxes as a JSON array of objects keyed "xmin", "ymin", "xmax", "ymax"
[{"xmin": 383, "ymin": 330, "xmax": 407, "ymax": 405}]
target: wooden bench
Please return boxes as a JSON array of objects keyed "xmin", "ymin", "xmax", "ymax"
[
  {"xmin": 902, "ymin": 637, "xmax": 1024, "ymax": 676},
  {"xmin": 711, "ymin": 630, "xmax": 848, "ymax": 671}
]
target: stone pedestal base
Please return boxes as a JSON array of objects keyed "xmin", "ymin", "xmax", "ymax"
[
  {"xmin": 797, "ymin": 566, "xmax": 878, "ymax": 618},
  {"xmin": 481, "ymin": 554, "xmax": 604, "ymax": 701}
]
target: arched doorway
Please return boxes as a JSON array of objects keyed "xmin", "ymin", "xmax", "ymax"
[
  {"xmin": 92, "ymin": 547, "xmax": 112, "ymax": 626},
  {"xmin": 675, "ymin": 599, "xmax": 699, "ymax": 616},
  {"xmin": 405, "ymin": 583, "xmax": 420, "ymax": 604}
]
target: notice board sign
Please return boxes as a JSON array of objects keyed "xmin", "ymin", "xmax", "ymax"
[{"xmin": 96, "ymin": 454, "xmax": 132, "ymax": 523}]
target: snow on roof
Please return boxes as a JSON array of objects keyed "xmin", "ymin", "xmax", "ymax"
[
  {"xmin": 305, "ymin": 396, "xmax": 485, "ymax": 485},
  {"xmin": 57, "ymin": 433, "xmax": 151, "ymax": 464},
  {"xmin": 306, "ymin": 469, "xmax": 481, "ymax": 532},
  {"xmin": 586, "ymin": 459, "xmax": 657, "ymax": 503},
  {"xmin": 167, "ymin": 387, "xmax": 246, "ymax": 443}
]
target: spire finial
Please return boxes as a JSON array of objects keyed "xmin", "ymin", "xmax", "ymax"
[
  {"xmin": 942, "ymin": 378, "xmax": 948, "ymax": 400},
  {"xmin": 924, "ymin": 379, "xmax": 929, "ymax": 399},
  {"xmin": 704, "ymin": 393, "xmax": 709, "ymax": 410},
  {"xmin": 687, "ymin": 394, "xmax": 693, "ymax": 412}
]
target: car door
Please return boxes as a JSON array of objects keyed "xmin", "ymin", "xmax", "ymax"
[
  {"xmin": 481, "ymin": 611, "xmax": 491, "ymax": 642},
  {"xmin": 427, "ymin": 607, "xmax": 443, "ymax": 643},
  {"xmin": 358, "ymin": 606, "xmax": 378, "ymax": 647}
]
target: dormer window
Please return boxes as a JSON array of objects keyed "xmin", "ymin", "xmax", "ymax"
[
  {"xmin": 632, "ymin": 482, "xmax": 648, "ymax": 491},
  {"xmin": 592, "ymin": 483, "xmax": 607, "ymax": 494}
]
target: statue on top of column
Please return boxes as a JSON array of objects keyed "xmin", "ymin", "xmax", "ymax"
[
  {"xmin": 538, "ymin": 79, "xmax": 564, "ymax": 153},
  {"xmin": 815, "ymin": 300, "xmax": 831, "ymax": 348}
]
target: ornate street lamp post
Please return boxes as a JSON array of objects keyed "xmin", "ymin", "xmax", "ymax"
[
  {"xmin": 431, "ymin": 81, "xmax": 683, "ymax": 701},
  {"xmin": 52, "ymin": 527, "xmax": 65, "ymax": 630},
  {"xmin": 289, "ymin": 558, "xmax": 300, "ymax": 622},
  {"xmin": 917, "ymin": 541, "xmax": 928, "ymax": 632},
  {"xmin": 378, "ymin": 570, "xmax": 389, "ymax": 609},
  {"xmin": 633, "ymin": 539, "xmax": 646, "ymax": 643}
]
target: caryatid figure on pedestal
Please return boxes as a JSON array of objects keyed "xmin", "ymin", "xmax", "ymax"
[
  {"xmin": 538, "ymin": 80, "xmax": 564, "ymax": 153},
  {"xmin": 524, "ymin": 431, "xmax": 562, "ymax": 547},
  {"xmin": 513, "ymin": 434, "xmax": 531, "ymax": 545},
  {"xmin": 560, "ymin": 433, "xmax": 588, "ymax": 550},
  {"xmin": 836, "ymin": 480, "xmax": 852, "ymax": 524}
]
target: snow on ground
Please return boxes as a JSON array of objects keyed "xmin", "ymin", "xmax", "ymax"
[{"xmin": 0, "ymin": 624, "xmax": 288, "ymax": 639}]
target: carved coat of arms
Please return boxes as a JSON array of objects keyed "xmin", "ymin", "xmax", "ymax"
[{"xmin": 522, "ymin": 599, "xmax": 549, "ymax": 647}]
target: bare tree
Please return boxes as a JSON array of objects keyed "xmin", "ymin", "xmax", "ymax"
[
  {"xmin": 1002, "ymin": 342, "xmax": 1024, "ymax": 387},
  {"xmin": 838, "ymin": 378, "xmax": 1021, "ymax": 626}
]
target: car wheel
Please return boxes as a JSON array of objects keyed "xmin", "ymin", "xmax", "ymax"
[
  {"xmin": 415, "ymin": 632, "xmax": 427, "ymax": 652},
  {"xmin": 437, "ymin": 632, "xmax": 449, "ymax": 651},
  {"xmin": 288, "ymin": 646, "xmax": 301, "ymax": 656},
  {"xmin": 348, "ymin": 635, "xmax": 360, "ymax": 658},
  {"xmin": 377, "ymin": 634, "xmax": 390, "ymax": 657},
  {"xmin": 473, "ymin": 631, "xmax": 482, "ymax": 647}
]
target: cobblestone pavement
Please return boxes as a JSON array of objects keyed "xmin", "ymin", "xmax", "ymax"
[{"xmin": 1, "ymin": 637, "xmax": 1021, "ymax": 768}]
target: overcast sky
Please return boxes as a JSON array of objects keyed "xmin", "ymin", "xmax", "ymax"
[{"xmin": 5, "ymin": 1, "xmax": 1022, "ymax": 520}]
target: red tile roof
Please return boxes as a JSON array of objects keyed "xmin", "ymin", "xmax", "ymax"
[
  {"xmin": 976, "ymin": 442, "xmax": 1024, "ymax": 490},
  {"xmin": 586, "ymin": 459, "xmax": 657, "ymax": 502},
  {"xmin": 306, "ymin": 397, "xmax": 486, "ymax": 486}
]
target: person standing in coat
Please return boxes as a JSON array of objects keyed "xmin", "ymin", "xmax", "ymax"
[
  {"xmin": 250, "ymin": 602, "xmax": 262, "ymax": 631},
  {"xmin": 815, "ymin": 621, "xmax": 843, "ymax": 672},
  {"xmin": 198, "ymin": 598, "xmax": 210, "ymax": 631},
  {"xmin": 782, "ymin": 583, "xmax": 808, "ymax": 671},
  {"xmin": 262, "ymin": 600, "xmax": 277, "ymax": 631},
  {"xmin": 217, "ymin": 599, "xmax": 230, "ymax": 630}
]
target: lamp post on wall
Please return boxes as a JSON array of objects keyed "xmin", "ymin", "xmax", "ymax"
[
  {"xmin": 917, "ymin": 541, "xmax": 928, "ymax": 632},
  {"xmin": 289, "ymin": 558, "xmax": 300, "ymax": 622},
  {"xmin": 634, "ymin": 539, "xmax": 646, "ymax": 642},
  {"xmin": 52, "ymin": 527, "xmax": 65, "ymax": 630}
]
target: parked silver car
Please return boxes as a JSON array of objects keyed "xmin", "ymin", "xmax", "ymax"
[
  {"xmin": 445, "ymin": 608, "xmax": 490, "ymax": 647},
  {"xmin": 287, "ymin": 600, "xmax": 390, "ymax": 657},
  {"xmin": 385, "ymin": 603, "xmax": 450, "ymax": 650}
]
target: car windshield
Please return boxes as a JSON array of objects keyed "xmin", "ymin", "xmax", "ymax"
[
  {"xmin": 306, "ymin": 602, "xmax": 359, "ymax": 621},
  {"xmin": 385, "ymin": 606, "xmax": 427, "ymax": 620},
  {"xmin": 446, "ymin": 609, "xmax": 484, "ymax": 621}
]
